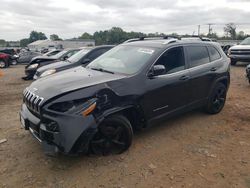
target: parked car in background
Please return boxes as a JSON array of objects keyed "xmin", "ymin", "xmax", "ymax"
[
  {"xmin": 0, "ymin": 48, "xmax": 19, "ymax": 65},
  {"xmin": 42, "ymin": 49, "xmax": 62, "ymax": 57},
  {"xmin": 228, "ymin": 37, "xmax": 250, "ymax": 65},
  {"xmin": 34, "ymin": 45, "xmax": 114, "ymax": 79},
  {"xmin": 23, "ymin": 48, "xmax": 80, "ymax": 80},
  {"xmin": 221, "ymin": 44, "xmax": 233, "ymax": 55},
  {"xmin": 20, "ymin": 38, "xmax": 230, "ymax": 155},
  {"xmin": 18, "ymin": 51, "xmax": 41, "ymax": 64},
  {"xmin": 0, "ymin": 53, "xmax": 11, "ymax": 68}
]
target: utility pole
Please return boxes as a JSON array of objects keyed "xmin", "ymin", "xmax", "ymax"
[
  {"xmin": 207, "ymin": 23, "xmax": 214, "ymax": 36},
  {"xmin": 198, "ymin": 25, "xmax": 200, "ymax": 36}
]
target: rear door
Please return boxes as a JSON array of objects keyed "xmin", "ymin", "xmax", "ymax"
[{"xmin": 185, "ymin": 45, "xmax": 221, "ymax": 104}]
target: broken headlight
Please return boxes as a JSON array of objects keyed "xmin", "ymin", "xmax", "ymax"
[{"xmin": 48, "ymin": 98, "xmax": 97, "ymax": 116}]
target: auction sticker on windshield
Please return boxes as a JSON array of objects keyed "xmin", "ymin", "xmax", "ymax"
[{"xmin": 138, "ymin": 48, "xmax": 155, "ymax": 54}]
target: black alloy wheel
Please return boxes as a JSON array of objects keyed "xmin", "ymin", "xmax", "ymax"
[
  {"xmin": 90, "ymin": 115, "xmax": 133, "ymax": 155},
  {"xmin": 206, "ymin": 83, "xmax": 227, "ymax": 114}
]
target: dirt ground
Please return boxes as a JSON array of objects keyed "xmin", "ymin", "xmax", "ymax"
[{"xmin": 0, "ymin": 64, "xmax": 250, "ymax": 188}]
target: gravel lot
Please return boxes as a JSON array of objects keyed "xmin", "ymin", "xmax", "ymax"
[{"xmin": 0, "ymin": 64, "xmax": 250, "ymax": 188}]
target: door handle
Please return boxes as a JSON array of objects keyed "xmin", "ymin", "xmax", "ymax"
[
  {"xmin": 210, "ymin": 67, "xmax": 217, "ymax": 71},
  {"xmin": 179, "ymin": 75, "xmax": 189, "ymax": 81}
]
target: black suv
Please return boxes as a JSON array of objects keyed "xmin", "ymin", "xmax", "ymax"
[{"xmin": 20, "ymin": 38, "xmax": 230, "ymax": 155}]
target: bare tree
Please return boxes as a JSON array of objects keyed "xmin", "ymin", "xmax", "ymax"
[{"xmin": 224, "ymin": 23, "xmax": 237, "ymax": 39}]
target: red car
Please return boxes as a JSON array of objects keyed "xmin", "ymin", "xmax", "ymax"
[{"xmin": 0, "ymin": 53, "xmax": 10, "ymax": 68}]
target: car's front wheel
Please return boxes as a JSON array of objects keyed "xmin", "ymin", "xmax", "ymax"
[
  {"xmin": 90, "ymin": 115, "xmax": 133, "ymax": 155},
  {"xmin": 205, "ymin": 83, "xmax": 227, "ymax": 114},
  {"xmin": 0, "ymin": 60, "xmax": 7, "ymax": 68}
]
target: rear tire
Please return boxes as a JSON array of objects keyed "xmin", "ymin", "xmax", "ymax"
[
  {"xmin": 90, "ymin": 115, "xmax": 133, "ymax": 155},
  {"xmin": 0, "ymin": 60, "xmax": 7, "ymax": 68},
  {"xmin": 205, "ymin": 83, "xmax": 227, "ymax": 114}
]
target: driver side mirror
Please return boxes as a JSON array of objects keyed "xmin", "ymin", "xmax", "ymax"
[
  {"xmin": 81, "ymin": 58, "xmax": 90, "ymax": 65},
  {"xmin": 148, "ymin": 65, "xmax": 166, "ymax": 78}
]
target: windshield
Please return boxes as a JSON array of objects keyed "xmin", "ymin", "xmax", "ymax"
[
  {"xmin": 87, "ymin": 45, "xmax": 156, "ymax": 74},
  {"xmin": 240, "ymin": 37, "xmax": 250, "ymax": 45},
  {"xmin": 67, "ymin": 48, "xmax": 91, "ymax": 63},
  {"xmin": 51, "ymin": 50, "xmax": 67, "ymax": 59}
]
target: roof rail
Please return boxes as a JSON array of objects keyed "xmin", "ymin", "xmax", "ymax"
[
  {"xmin": 180, "ymin": 35, "xmax": 214, "ymax": 41},
  {"xmin": 123, "ymin": 35, "xmax": 180, "ymax": 44}
]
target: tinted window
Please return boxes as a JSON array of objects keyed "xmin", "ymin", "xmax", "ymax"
[
  {"xmin": 87, "ymin": 48, "xmax": 110, "ymax": 61},
  {"xmin": 208, "ymin": 46, "xmax": 221, "ymax": 61},
  {"xmin": 186, "ymin": 46, "xmax": 210, "ymax": 67},
  {"xmin": 67, "ymin": 48, "xmax": 91, "ymax": 63},
  {"xmin": 49, "ymin": 51, "xmax": 59, "ymax": 56},
  {"xmin": 66, "ymin": 50, "xmax": 80, "ymax": 58},
  {"xmin": 155, "ymin": 47, "xmax": 185, "ymax": 74}
]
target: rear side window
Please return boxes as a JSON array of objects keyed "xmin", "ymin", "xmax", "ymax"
[
  {"xmin": 208, "ymin": 46, "xmax": 221, "ymax": 61},
  {"xmin": 186, "ymin": 46, "xmax": 210, "ymax": 68}
]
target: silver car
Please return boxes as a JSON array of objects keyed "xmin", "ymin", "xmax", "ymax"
[{"xmin": 18, "ymin": 51, "xmax": 41, "ymax": 64}]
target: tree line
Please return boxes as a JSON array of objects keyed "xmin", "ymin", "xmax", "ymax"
[{"xmin": 1, "ymin": 23, "xmax": 250, "ymax": 48}]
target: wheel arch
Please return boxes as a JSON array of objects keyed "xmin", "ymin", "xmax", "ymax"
[
  {"xmin": 208, "ymin": 76, "xmax": 230, "ymax": 97},
  {"xmin": 96, "ymin": 105, "xmax": 146, "ymax": 130}
]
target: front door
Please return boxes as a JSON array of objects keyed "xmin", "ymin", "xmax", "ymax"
[{"xmin": 142, "ymin": 46, "xmax": 190, "ymax": 121}]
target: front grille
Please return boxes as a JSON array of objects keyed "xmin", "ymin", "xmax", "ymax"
[
  {"xmin": 23, "ymin": 88, "xmax": 44, "ymax": 113},
  {"xmin": 231, "ymin": 49, "xmax": 250, "ymax": 55}
]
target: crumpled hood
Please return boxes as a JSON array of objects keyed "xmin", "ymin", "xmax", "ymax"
[
  {"xmin": 27, "ymin": 66, "xmax": 126, "ymax": 101},
  {"xmin": 230, "ymin": 45, "xmax": 250, "ymax": 50},
  {"xmin": 37, "ymin": 60, "xmax": 70, "ymax": 73}
]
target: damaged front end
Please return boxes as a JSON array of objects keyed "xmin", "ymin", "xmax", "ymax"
[{"xmin": 20, "ymin": 83, "xmax": 124, "ymax": 155}]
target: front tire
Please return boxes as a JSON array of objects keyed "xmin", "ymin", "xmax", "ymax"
[
  {"xmin": 205, "ymin": 83, "xmax": 227, "ymax": 114},
  {"xmin": 0, "ymin": 60, "xmax": 7, "ymax": 68},
  {"xmin": 90, "ymin": 115, "xmax": 133, "ymax": 155}
]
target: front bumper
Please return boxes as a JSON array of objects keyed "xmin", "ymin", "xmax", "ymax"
[
  {"xmin": 24, "ymin": 68, "xmax": 36, "ymax": 78},
  {"xmin": 20, "ymin": 104, "xmax": 98, "ymax": 155},
  {"xmin": 228, "ymin": 54, "xmax": 250, "ymax": 62}
]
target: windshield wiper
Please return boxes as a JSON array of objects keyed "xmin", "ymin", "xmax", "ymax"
[{"xmin": 90, "ymin": 67, "xmax": 114, "ymax": 74}]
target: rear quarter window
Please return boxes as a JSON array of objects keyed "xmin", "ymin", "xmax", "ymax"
[
  {"xmin": 186, "ymin": 46, "xmax": 210, "ymax": 68},
  {"xmin": 208, "ymin": 46, "xmax": 221, "ymax": 61}
]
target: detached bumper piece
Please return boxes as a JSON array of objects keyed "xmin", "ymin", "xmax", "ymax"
[{"xmin": 20, "ymin": 104, "xmax": 97, "ymax": 155}]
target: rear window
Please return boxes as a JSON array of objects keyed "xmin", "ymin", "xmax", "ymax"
[
  {"xmin": 208, "ymin": 46, "xmax": 221, "ymax": 61},
  {"xmin": 186, "ymin": 46, "xmax": 210, "ymax": 68}
]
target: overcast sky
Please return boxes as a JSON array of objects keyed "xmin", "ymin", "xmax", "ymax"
[{"xmin": 1, "ymin": 0, "xmax": 250, "ymax": 40}]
